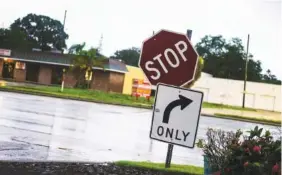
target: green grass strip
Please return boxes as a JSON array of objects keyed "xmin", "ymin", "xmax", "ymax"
[
  {"xmin": 115, "ymin": 161, "xmax": 204, "ymax": 175},
  {"xmin": 0, "ymin": 85, "xmax": 256, "ymax": 111},
  {"xmin": 202, "ymin": 102, "xmax": 256, "ymax": 111},
  {"xmin": 214, "ymin": 113, "xmax": 281, "ymax": 126},
  {"xmin": 0, "ymin": 86, "xmax": 153, "ymax": 109}
]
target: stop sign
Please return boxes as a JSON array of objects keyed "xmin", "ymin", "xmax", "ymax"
[{"xmin": 139, "ymin": 29, "xmax": 199, "ymax": 87}]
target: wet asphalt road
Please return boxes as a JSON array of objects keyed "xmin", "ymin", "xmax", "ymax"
[{"xmin": 0, "ymin": 91, "xmax": 279, "ymax": 167}]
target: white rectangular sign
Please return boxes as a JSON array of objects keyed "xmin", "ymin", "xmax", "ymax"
[
  {"xmin": 150, "ymin": 83, "xmax": 203, "ymax": 148},
  {"xmin": 0, "ymin": 49, "xmax": 11, "ymax": 56}
]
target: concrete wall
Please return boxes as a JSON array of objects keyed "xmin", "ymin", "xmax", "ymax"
[
  {"xmin": 121, "ymin": 66, "xmax": 281, "ymax": 112},
  {"xmin": 192, "ymin": 75, "xmax": 281, "ymax": 112},
  {"xmin": 38, "ymin": 65, "xmax": 52, "ymax": 85},
  {"xmin": 14, "ymin": 69, "xmax": 26, "ymax": 82}
]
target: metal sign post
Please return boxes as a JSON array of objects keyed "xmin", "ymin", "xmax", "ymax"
[
  {"xmin": 139, "ymin": 29, "xmax": 201, "ymax": 169},
  {"xmin": 164, "ymin": 30, "xmax": 193, "ymax": 168}
]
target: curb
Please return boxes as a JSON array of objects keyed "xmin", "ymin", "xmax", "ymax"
[{"xmin": 201, "ymin": 113, "xmax": 281, "ymax": 126}]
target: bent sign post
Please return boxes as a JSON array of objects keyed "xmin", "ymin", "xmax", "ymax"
[{"xmin": 139, "ymin": 29, "xmax": 202, "ymax": 168}]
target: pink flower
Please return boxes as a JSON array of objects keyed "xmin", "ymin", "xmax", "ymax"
[
  {"xmin": 213, "ymin": 171, "xmax": 221, "ymax": 175},
  {"xmin": 253, "ymin": 145, "xmax": 261, "ymax": 152},
  {"xmin": 244, "ymin": 161, "xmax": 249, "ymax": 167},
  {"xmin": 272, "ymin": 163, "xmax": 279, "ymax": 173},
  {"xmin": 225, "ymin": 168, "xmax": 231, "ymax": 172}
]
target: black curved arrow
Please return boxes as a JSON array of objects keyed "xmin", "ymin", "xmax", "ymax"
[{"xmin": 162, "ymin": 95, "xmax": 193, "ymax": 124}]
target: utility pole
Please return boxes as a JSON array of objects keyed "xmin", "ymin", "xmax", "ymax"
[
  {"xmin": 63, "ymin": 10, "xmax": 67, "ymax": 30},
  {"xmin": 98, "ymin": 34, "xmax": 103, "ymax": 53},
  {"xmin": 242, "ymin": 34, "xmax": 250, "ymax": 108},
  {"xmin": 61, "ymin": 10, "xmax": 67, "ymax": 54},
  {"xmin": 60, "ymin": 10, "xmax": 68, "ymax": 92}
]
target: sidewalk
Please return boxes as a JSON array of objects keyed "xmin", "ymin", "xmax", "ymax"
[{"xmin": 201, "ymin": 108, "xmax": 281, "ymax": 122}]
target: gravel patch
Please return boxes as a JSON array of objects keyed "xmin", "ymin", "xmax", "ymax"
[{"xmin": 0, "ymin": 162, "xmax": 196, "ymax": 175}]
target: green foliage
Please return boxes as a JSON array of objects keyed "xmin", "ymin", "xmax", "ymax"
[
  {"xmin": 0, "ymin": 28, "xmax": 35, "ymax": 51},
  {"xmin": 261, "ymin": 69, "xmax": 281, "ymax": 85},
  {"xmin": 185, "ymin": 56, "xmax": 204, "ymax": 88},
  {"xmin": 115, "ymin": 161, "xmax": 204, "ymax": 175},
  {"xmin": 10, "ymin": 13, "xmax": 68, "ymax": 51},
  {"xmin": 110, "ymin": 47, "xmax": 140, "ymax": 67},
  {"xmin": 195, "ymin": 35, "xmax": 280, "ymax": 84},
  {"xmin": 196, "ymin": 128, "xmax": 242, "ymax": 172},
  {"xmin": 69, "ymin": 43, "xmax": 106, "ymax": 88},
  {"xmin": 214, "ymin": 113, "xmax": 281, "ymax": 126},
  {"xmin": 197, "ymin": 126, "xmax": 281, "ymax": 175},
  {"xmin": 68, "ymin": 42, "xmax": 86, "ymax": 55}
]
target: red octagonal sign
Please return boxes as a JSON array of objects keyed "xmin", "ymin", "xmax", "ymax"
[{"xmin": 139, "ymin": 29, "xmax": 199, "ymax": 87}]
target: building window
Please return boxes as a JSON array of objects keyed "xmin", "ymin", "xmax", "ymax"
[{"xmin": 15, "ymin": 62, "xmax": 26, "ymax": 70}]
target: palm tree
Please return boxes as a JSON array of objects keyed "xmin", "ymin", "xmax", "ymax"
[{"xmin": 68, "ymin": 42, "xmax": 105, "ymax": 88}]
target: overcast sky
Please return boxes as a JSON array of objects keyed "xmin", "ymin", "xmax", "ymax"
[{"xmin": 1, "ymin": 0, "xmax": 281, "ymax": 78}]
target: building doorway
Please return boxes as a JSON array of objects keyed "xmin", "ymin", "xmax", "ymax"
[
  {"xmin": 2, "ymin": 60, "xmax": 15, "ymax": 79},
  {"xmin": 26, "ymin": 62, "xmax": 40, "ymax": 82},
  {"xmin": 51, "ymin": 65, "xmax": 64, "ymax": 85}
]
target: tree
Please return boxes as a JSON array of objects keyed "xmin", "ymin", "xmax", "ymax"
[
  {"xmin": 110, "ymin": 47, "xmax": 140, "ymax": 67},
  {"xmin": 261, "ymin": 69, "xmax": 281, "ymax": 85},
  {"xmin": 10, "ymin": 13, "xmax": 68, "ymax": 51},
  {"xmin": 69, "ymin": 43, "xmax": 105, "ymax": 88},
  {"xmin": 195, "ymin": 35, "xmax": 272, "ymax": 83},
  {"xmin": 0, "ymin": 28, "xmax": 36, "ymax": 51},
  {"xmin": 68, "ymin": 42, "xmax": 86, "ymax": 55}
]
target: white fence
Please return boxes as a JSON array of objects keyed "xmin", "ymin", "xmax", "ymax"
[{"xmin": 192, "ymin": 73, "xmax": 281, "ymax": 112}]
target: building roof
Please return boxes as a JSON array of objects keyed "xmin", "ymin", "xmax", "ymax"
[
  {"xmin": 11, "ymin": 50, "xmax": 75, "ymax": 65},
  {"xmin": 1, "ymin": 50, "xmax": 128, "ymax": 73}
]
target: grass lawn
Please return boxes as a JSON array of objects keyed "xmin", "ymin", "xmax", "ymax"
[
  {"xmin": 0, "ymin": 85, "xmax": 154, "ymax": 108},
  {"xmin": 202, "ymin": 102, "xmax": 256, "ymax": 112},
  {"xmin": 0, "ymin": 85, "xmax": 256, "ymax": 111},
  {"xmin": 115, "ymin": 161, "xmax": 204, "ymax": 175},
  {"xmin": 214, "ymin": 113, "xmax": 281, "ymax": 126}
]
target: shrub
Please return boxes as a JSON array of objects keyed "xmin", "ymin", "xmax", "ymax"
[{"xmin": 197, "ymin": 126, "xmax": 281, "ymax": 175}]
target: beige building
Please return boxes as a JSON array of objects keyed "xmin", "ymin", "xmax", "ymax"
[
  {"xmin": 193, "ymin": 73, "xmax": 281, "ymax": 112},
  {"xmin": 122, "ymin": 66, "xmax": 281, "ymax": 112}
]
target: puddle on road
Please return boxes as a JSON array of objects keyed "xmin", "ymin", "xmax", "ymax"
[
  {"xmin": 10, "ymin": 108, "xmax": 55, "ymax": 117},
  {"xmin": 11, "ymin": 136, "xmax": 50, "ymax": 148},
  {"xmin": 0, "ymin": 125, "xmax": 51, "ymax": 135},
  {"xmin": 0, "ymin": 140, "xmax": 49, "ymax": 160},
  {"xmin": 0, "ymin": 117, "xmax": 52, "ymax": 127}
]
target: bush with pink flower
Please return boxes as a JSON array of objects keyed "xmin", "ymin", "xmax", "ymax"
[{"xmin": 197, "ymin": 126, "xmax": 281, "ymax": 175}]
